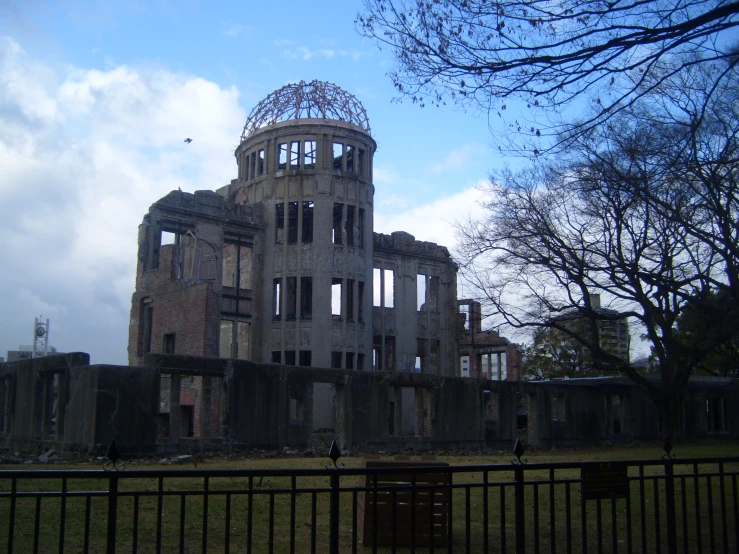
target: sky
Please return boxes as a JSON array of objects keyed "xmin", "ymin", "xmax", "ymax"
[{"xmin": 0, "ymin": 0, "xmax": 504, "ymax": 364}]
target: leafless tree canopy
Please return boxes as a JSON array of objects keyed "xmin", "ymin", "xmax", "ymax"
[
  {"xmin": 358, "ymin": 0, "xmax": 739, "ymax": 152},
  {"xmin": 456, "ymin": 60, "xmax": 739, "ymax": 435}
]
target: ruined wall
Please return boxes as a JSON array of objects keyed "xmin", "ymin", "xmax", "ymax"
[
  {"xmin": 372, "ymin": 231, "xmax": 459, "ymax": 376},
  {"xmin": 3, "ymin": 355, "xmax": 738, "ymax": 456}
]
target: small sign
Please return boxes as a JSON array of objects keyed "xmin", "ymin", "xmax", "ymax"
[{"xmin": 581, "ymin": 462, "xmax": 629, "ymax": 500}]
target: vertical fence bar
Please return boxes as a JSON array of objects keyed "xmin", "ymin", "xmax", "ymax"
[
  {"xmin": 352, "ymin": 490, "xmax": 358, "ymax": 554},
  {"xmin": 7, "ymin": 477, "xmax": 16, "ymax": 553},
  {"xmin": 156, "ymin": 477, "xmax": 163, "ymax": 554},
  {"xmin": 653, "ymin": 478, "xmax": 661, "ymax": 553},
  {"xmin": 693, "ymin": 463, "xmax": 702, "ymax": 554},
  {"xmin": 33, "ymin": 496, "xmax": 41, "ymax": 554},
  {"xmin": 732, "ymin": 475, "xmax": 738, "ymax": 552},
  {"xmin": 611, "ymin": 498, "xmax": 617, "ymax": 554},
  {"xmin": 596, "ymin": 498, "xmax": 602, "ymax": 554},
  {"xmin": 533, "ymin": 483, "xmax": 539, "ymax": 554},
  {"xmin": 515, "ymin": 464, "xmax": 525, "ymax": 554},
  {"xmin": 391, "ymin": 488, "xmax": 397, "ymax": 553},
  {"xmin": 428, "ymin": 484, "xmax": 435, "ymax": 554},
  {"xmin": 179, "ymin": 495, "xmax": 186, "ymax": 554},
  {"xmin": 625, "ymin": 476, "xmax": 632, "ymax": 554},
  {"xmin": 83, "ymin": 495, "xmax": 91, "ymax": 553},
  {"xmin": 707, "ymin": 475, "xmax": 715, "ymax": 554},
  {"xmin": 372, "ymin": 475, "xmax": 378, "ymax": 554},
  {"xmin": 639, "ymin": 466, "xmax": 647, "ymax": 553},
  {"xmin": 483, "ymin": 471, "xmax": 489, "ymax": 554},
  {"xmin": 268, "ymin": 493, "xmax": 275, "ymax": 554},
  {"xmin": 581, "ymin": 479, "xmax": 588, "ymax": 554},
  {"xmin": 719, "ymin": 462, "xmax": 728, "ymax": 554},
  {"xmin": 465, "ymin": 486, "xmax": 471, "ymax": 554},
  {"xmin": 329, "ymin": 472, "xmax": 340, "ymax": 554},
  {"xmin": 106, "ymin": 474, "xmax": 118, "ymax": 554},
  {"xmin": 411, "ymin": 472, "xmax": 417, "ymax": 554},
  {"xmin": 664, "ymin": 457, "xmax": 677, "ymax": 554},
  {"xmin": 565, "ymin": 482, "xmax": 571, "ymax": 554},
  {"xmin": 311, "ymin": 491, "xmax": 317, "ymax": 554},
  {"xmin": 202, "ymin": 476, "xmax": 209, "ymax": 554},
  {"xmin": 500, "ymin": 485, "xmax": 506, "ymax": 554},
  {"xmin": 549, "ymin": 469, "xmax": 555, "ymax": 554},
  {"xmin": 680, "ymin": 476, "xmax": 688, "ymax": 554},
  {"xmin": 290, "ymin": 476, "xmax": 296, "ymax": 554},
  {"xmin": 225, "ymin": 493, "xmax": 231, "ymax": 554},
  {"xmin": 132, "ymin": 494, "xmax": 139, "ymax": 554},
  {"xmin": 247, "ymin": 476, "xmax": 254, "ymax": 554},
  {"xmin": 447, "ymin": 470, "xmax": 453, "ymax": 554},
  {"xmin": 59, "ymin": 477, "xmax": 67, "ymax": 554}
]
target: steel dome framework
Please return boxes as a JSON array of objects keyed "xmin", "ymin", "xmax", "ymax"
[{"xmin": 241, "ymin": 80, "xmax": 371, "ymax": 141}]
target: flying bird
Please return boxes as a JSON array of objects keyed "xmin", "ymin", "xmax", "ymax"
[{"xmin": 184, "ymin": 138, "xmax": 192, "ymax": 143}]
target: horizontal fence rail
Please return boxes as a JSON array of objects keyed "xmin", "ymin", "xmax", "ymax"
[{"xmin": 2, "ymin": 453, "xmax": 739, "ymax": 553}]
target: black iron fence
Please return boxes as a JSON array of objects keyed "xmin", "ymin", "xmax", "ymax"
[{"xmin": 1, "ymin": 442, "xmax": 739, "ymax": 553}]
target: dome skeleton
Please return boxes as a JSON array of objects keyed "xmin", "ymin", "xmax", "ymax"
[{"xmin": 241, "ymin": 80, "xmax": 371, "ymax": 141}]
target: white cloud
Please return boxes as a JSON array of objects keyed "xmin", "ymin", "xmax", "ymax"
[
  {"xmin": 282, "ymin": 46, "xmax": 364, "ymax": 62},
  {"xmin": 429, "ymin": 142, "xmax": 486, "ymax": 173},
  {"xmin": 374, "ymin": 184, "xmax": 487, "ymax": 256},
  {"xmin": 372, "ymin": 166, "xmax": 399, "ymax": 185},
  {"xmin": 0, "ymin": 37, "xmax": 246, "ymax": 364},
  {"xmin": 222, "ymin": 23, "xmax": 252, "ymax": 37}
]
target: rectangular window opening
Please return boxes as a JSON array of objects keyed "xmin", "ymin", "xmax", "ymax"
[
  {"xmin": 345, "ymin": 205, "xmax": 355, "ymax": 246},
  {"xmin": 358, "ymin": 149, "xmax": 365, "ymax": 175},
  {"xmin": 346, "ymin": 352, "xmax": 354, "ymax": 370},
  {"xmin": 141, "ymin": 302, "xmax": 153, "ymax": 355},
  {"xmin": 290, "ymin": 398, "xmax": 303, "ymax": 421},
  {"xmin": 304, "ymin": 140, "xmax": 316, "ymax": 169},
  {"xmin": 275, "ymin": 204, "xmax": 285, "ymax": 244},
  {"xmin": 220, "ymin": 320, "xmax": 234, "ymax": 358},
  {"xmin": 300, "ymin": 277, "xmax": 313, "ymax": 320},
  {"xmin": 285, "ymin": 351, "xmax": 296, "ymax": 366},
  {"xmin": 332, "ymin": 204, "xmax": 343, "ymax": 245},
  {"xmin": 302, "ymin": 201, "xmax": 314, "ymax": 243},
  {"xmin": 358, "ymin": 281, "xmax": 365, "ymax": 323},
  {"xmin": 250, "ymin": 152, "xmax": 257, "ymax": 179},
  {"xmin": 258, "ymin": 149, "xmax": 265, "ymax": 175},
  {"xmin": 237, "ymin": 321, "xmax": 251, "ymax": 360},
  {"xmin": 417, "ymin": 274, "xmax": 427, "ymax": 311},
  {"xmin": 286, "ymin": 277, "xmax": 297, "ymax": 320},
  {"xmin": 287, "ymin": 202, "xmax": 298, "ymax": 243},
  {"xmin": 290, "ymin": 141, "xmax": 300, "ymax": 169},
  {"xmin": 278, "ymin": 143, "xmax": 288, "ymax": 171},
  {"xmin": 331, "ymin": 351, "xmax": 343, "ymax": 369},
  {"xmin": 384, "ymin": 269, "xmax": 395, "ymax": 308},
  {"xmin": 161, "ymin": 231, "xmax": 176, "ymax": 245},
  {"xmin": 333, "ymin": 142, "xmax": 343, "ymax": 170},
  {"xmin": 358, "ymin": 209, "xmax": 365, "ymax": 248},
  {"xmin": 346, "ymin": 279, "xmax": 355, "ymax": 321},
  {"xmin": 373, "ymin": 268, "xmax": 382, "ymax": 307},
  {"xmin": 222, "ymin": 243, "xmax": 236, "ymax": 287},
  {"xmin": 299, "ymin": 350, "xmax": 311, "ymax": 367},
  {"xmin": 163, "ymin": 333, "xmax": 176, "ymax": 354},
  {"xmin": 273, "ymin": 279, "xmax": 282, "ymax": 319},
  {"xmin": 332, "ymin": 279, "xmax": 342, "ymax": 319},
  {"xmin": 373, "ymin": 343, "xmax": 381, "ymax": 371},
  {"xmin": 271, "ymin": 351, "xmax": 281, "ymax": 364},
  {"xmin": 346, "ymin": 144, "xmax": 354, "ymax": 173},
  {"xmin": 357, "ymin": 353, "xmax": 365, "ymax": 371}
]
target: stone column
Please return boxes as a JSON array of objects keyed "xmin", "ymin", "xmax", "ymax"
[{"xmin": 169, "ymin": 373, "xmax": 181, "ymax": 439}]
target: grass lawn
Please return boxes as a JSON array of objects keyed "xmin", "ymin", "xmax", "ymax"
[{"xmin": 2, "ymin": 441, "xmax": 739, "ymax": 553}]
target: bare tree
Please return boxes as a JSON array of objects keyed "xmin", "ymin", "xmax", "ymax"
[
  {"xmin": 357, "ymin": 0, "xmax": 739, "ymax": 152},
  {"xmin": 456, "ymin": 60, "xmax": 739, "ymax": 439}
]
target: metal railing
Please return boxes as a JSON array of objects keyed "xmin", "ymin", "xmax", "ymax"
[{"xmin": 1, "ymin": 440, "xmax": 738, "ymax": 553}]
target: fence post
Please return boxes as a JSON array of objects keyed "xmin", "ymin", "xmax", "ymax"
[
  {"xmin": 107, "ymin": 473, "xmax": 119, "ymax": 554},
  {"xmin": 327, "ymin": 440, "xmax": 343, "ymax": 554},
  {"xmin": 663, "ymin": 436, "xmax": 677, "ymax": 554},
  {"xmin": 513, "ymin": 438, "xmax": 526, "ymax": 554}
]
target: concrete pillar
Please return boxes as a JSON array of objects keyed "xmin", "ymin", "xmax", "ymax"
[
  {"xmin": 170, "ymin": 373, "xmax": 181, "ymax": 438},
  {"xmin": 200, "ymin": 376, "xmax": 212, "ymax": 438}
]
